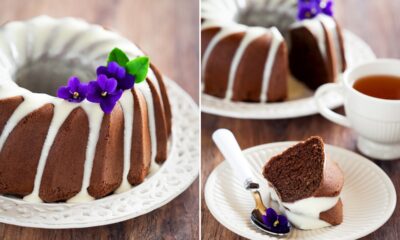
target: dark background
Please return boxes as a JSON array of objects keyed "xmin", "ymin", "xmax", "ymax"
[
  {"xmin": 0, "ymin": 0, "xmax": 199, "ymax": 239},
  {"xmin": 201, "ymin": 0, "xmax": 400, "ymax": 239}
]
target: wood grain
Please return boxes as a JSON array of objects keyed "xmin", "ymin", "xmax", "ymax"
[
  {"xmin": 0, "ymin": 0, "xmax": 199, "ymax": 239},
  {"xmin": 201, "ymin": 1, "xmax": 400, "ymax": 239}
]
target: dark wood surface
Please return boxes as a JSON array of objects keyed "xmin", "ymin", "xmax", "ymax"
[
  {"xmin": 201, "ymin": 1, "xmax": 400, "ymax": 239},
  {"xmin": 0, "ymin": 0, "xmax": 199, "ymax": 239}
]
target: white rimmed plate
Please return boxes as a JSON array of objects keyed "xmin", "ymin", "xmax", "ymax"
[
  {"xmin": 205, "ymin": 142, "xmax": 396, "ymax": 240},
  {"xmin": 0, "ymin": 78, "xmax": 199, "ymax": 229},
  {"xmin": 201, "ymin": 30, "xmax": 376, "ymax": 119}
]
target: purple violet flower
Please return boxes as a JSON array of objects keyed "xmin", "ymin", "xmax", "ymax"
[
  {"xmin": 319, "ymin": 0, "xmax": 333, "ymax": 16},
  {"xmin": 297, "ymin": 0, "xmax": 321, "ymax": 20},
  {"xmin": 87, "ymin": 74, "xmax": 123, "ymax": 114},
  {"xmin": 57, "ymin": 76, "xmax": 88, "ymax": 103},
  {"xmin": 261, "ymin": 208, "xmax": 290, "ymax": 234},
  {"xmin": 96, "ymin": 61, "xmax": 135, "ymax": 91}
]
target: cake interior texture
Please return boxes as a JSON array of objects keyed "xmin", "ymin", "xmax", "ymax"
[{"xmin": 263, "ymin": 136, "xmax": 325, "ymax": 202}]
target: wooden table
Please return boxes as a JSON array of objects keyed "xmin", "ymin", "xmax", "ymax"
[
  {"xmin": 201, "ymin": 1, "xmax": 400, "ymax": 239},
  {"xmin": 0, "ymin": 0, "xmax": 199, "ymax": 239}
]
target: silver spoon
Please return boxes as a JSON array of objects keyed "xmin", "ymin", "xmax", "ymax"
[{"xmin": 212, "ymin": 129, "xmax": 291, "ymax": 236}]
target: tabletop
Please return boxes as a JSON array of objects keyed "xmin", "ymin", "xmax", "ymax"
[
  {"xmin": 201, "ymin": 0, "xmax": 400, "ymax": 239},
  {"xmin": 0, "ymin": 0, "xmax": 199, "ymax": 239}
]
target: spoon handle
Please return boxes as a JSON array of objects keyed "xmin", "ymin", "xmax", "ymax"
[{"xmin": 212, "ymin": 129, "xmax": 258, "ymax": 189}]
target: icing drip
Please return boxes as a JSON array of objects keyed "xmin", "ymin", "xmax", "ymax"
[
  {"xmin": 269, "ymin": 187, "xmax": 339, "ymax": 229},
  {"xmin": 67, "ymin": 105, "xmax": 103, "ymax": 203},
  {"xmin": 260, "ymin": 27, "xmax": 283, "ymax": 102},
  {"xmin": 225, "ymin": 27, "xmax": 267, "ymax": 100},
  {"xmin": 0, "ymin": 16, "xmax": 165, "ymax": 202},
  {"xmin": 318, "ymin": 15, "xmax": 343, "ymax": 76},
  {"xmin": 137, "ymin": 83, "xmax": 159, "ymax": 171},
  {"xmin": 24, "ymin": 102, "xmax": 77, "ymax": 203},
  {"xmin": 292, "ymin": 15, "xmax": 344, "ymax": 78},
  {"xmin": 201, "ymin": 21, "xmax": 246, "ymax": 85},
  {"xmin": 292, "ymin": 18, "xmax": 327, "ymax": 59},
  {"xmin": 0, "ymin": 90, "xmax": 52, "ymax": 152},
  {"xmin": 115, "ymin": 90, "xmax": 134, "ymax": 193}
]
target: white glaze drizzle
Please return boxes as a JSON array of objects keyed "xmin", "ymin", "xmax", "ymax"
[
  {"xmin": 269, "ymin": 187, "xmax": 340, "ymax": 229},
  {"xmin": 0, "ymin": 16, "xmax": 165, "ymax": 202},
  {"xmin": 225, "ymin": 27, "xmax": 267, "ymax": 100},
  {"xmin": 291, "ymin": 17, "xmax": 327, "ymax": 59},
  {"xmin": 67, "ymin": 104, "xmax": 104, "ymax": 203},
  {"xmin": 318, "ymin": 15, "xmax": 343, "ymax": 76},
  {"xmin": 24, "ymin": 102, "xmax": 77, "ymax": 202},
  {"xmin": 292, "ymin": 15, "xmax": 344, "ymax": 78},
  {"xmin": 115, "ymin": 90, "xmax": 134, "ymax": 193},
  {"xmin": 201, "ymin": 20, "xmax": 246, "ymax": 84},
  {"xmin": 136, "ymin": 83, "xmax": 158, "ymax": 167},
  {"xmin": 260, "ymin": 27, "xmax": 283, "ymax": 102}
]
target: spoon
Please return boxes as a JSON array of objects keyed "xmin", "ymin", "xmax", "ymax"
[{"xmin": 212, "ymin": 129, "xmax": 291, "ymax": 236}]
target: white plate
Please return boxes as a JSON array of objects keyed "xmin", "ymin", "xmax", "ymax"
[
  {"xmin": 205, "ymin": 142, "xmax": 396, "ymax": 240},
  {"xmin": 0, "ymin": 78, "xmax": 199, "ymax": 229},
  {"xmin": 201, "ymin": 31, "xmax": 376, "ymax": 119}
]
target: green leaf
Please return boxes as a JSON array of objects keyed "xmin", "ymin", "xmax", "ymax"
[
  {"xmin": 107, "ymin": 48, "xmax": 129, "ymax": 66},
  {"xmin": 125, "ymin": 56, "xmax": 150, "ymax": 83}
]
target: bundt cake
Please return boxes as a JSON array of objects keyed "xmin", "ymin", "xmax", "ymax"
[
  {"xmin": 201, "ymin": 0, "xmax": 346, "ymax": 102},
  {"xmin": 263, "ymin": 136, "xmax": 344, "ymax": 229},
  {"xmin": 0, "ymin": 16, "xmax": 172, "ymax": 203}
]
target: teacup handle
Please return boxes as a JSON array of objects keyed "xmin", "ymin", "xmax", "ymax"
[{"xmin": 315, "ymin": 83, "xmax": 351, "ymax": 128}]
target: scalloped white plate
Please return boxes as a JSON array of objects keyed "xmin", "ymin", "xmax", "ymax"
[
  {"xmin": 0, "ymin": 78, "xmax": 199, "ymax": 229},
  {"xmin": 205, "ymin": 142, "xmax": 396, "ymax": 240},
  {"xmin": 201, "ymin": 30, "xmax": 376, "ymax": 119}
]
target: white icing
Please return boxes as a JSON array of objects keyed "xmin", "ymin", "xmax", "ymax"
[
  {"xmin": 67, "ymin": 105, "xmax": 103, "ymax": 203},
  {"xmin": 3, "ymin": 21, "xmax": 28, "ymax": 71},
  {"xmin": 24, "ymin": 102, "xmax": 77, "ymax": 203},
  {"xmin": 28, "ymin": 16, "xmax": 58, "ymax": 61},
  {"xmin": 0, "ymin": 16, "xmax": 165, "ymax": 203},
  {"xmin": 292, "ymin": 15, "xmax": 344, "ymax": 78},
  {"xmin": 201, "ymin": 21, "xmax": 246, "ymax": 83},
  {"xmin": 291, "ymin": 17, "xmax": 327, "ymax": 59},
  {"xmin": 269, "ymin": 180, "xmax": 340, "ymax": 230},
  {"xmin": 137, "ymin": 83, "xmax": 157, "ymax": 165},
  {"xmin": 318, "ymin": 15, "xmax": 343, "ymax": 76},
  {"xmin": 260, "ymin": 27, "xmax": 283, "ymax": 102},
  {"xmin": 225, "ymin": 27, "xmax": 267, "ymax": 100},
  {"xmin": 115, "ymin": 91, "xmax": 134, "ymax": 193},
  {"xmin": 202, "ymin": 3, "xmax": 285, "ymax": 103}
]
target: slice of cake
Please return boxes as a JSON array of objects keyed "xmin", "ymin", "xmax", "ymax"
[{"xmin": 263, "ymin": 136, "xmax": 344, "ymax": 230}]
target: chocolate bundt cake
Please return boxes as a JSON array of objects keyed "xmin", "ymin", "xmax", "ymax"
[
  {"xmin": 0, "ymin": 16, "xmax": 172, "ymax": 203},
  {"xmin": 201, "ymin": 0, "xmax": 346, "ymax": 102},
  {"xmin": 263, "ymin": 136, "xmax": 344, "ymax": 229}
]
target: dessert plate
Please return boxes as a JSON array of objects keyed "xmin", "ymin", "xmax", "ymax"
[
  {"xmin": 0, "ymin": 78, "xmax": 199, "ymax": 229},
  {"xmin": 205, "ymin": 142, "xmax": 396, "ymax": 240},
  {"xmin": 201, "ymin": 31, "xmax": 376, "ymax": 119}
]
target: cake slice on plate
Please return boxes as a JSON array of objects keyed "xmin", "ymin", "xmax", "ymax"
[{"xmin": 263, "ymin": 136, "xmax": 344, "ymax": 229}]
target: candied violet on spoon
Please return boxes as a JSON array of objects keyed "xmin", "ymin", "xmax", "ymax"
[{"xmin": 261, "ymin": 208, "xmax": 290, "ymax": 234}]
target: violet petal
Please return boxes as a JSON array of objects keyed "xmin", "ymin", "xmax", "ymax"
[
  {"xmin": 118, "ymin": 74, "xmax": 135, "ymax": 90},
  {"xmin": 57, "ymin": 86, "xmax": 72, "ymax": 100},
  {"xmin": 103, "ymin": 77, "xmax": 118, "ymax": 93}
]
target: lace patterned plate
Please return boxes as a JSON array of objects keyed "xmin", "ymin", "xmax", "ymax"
[
  {"xmin": 201, "ymin": 31, "xmax": 376, "ymax": 119},
  {"xmin": 205, "ymin": 142, "xmax": 396, "ymax": 240},
  {"xmin": 0, "ymin": 78, "xmax": 199, "ymax": 229}
]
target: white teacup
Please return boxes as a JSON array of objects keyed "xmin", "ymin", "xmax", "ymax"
[{"xmin": 315, "ymin": 59, "xmax": 400, "ymax": 160}]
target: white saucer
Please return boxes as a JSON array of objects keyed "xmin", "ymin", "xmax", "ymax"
[
  {"xmin": 0, "ymin": 78, "xmax": 199, "ymax": 229},
  {"xmin": 205, "ymin": 142, "xmax": 396, "ymax": 240},
  {"xmin": 201, "ymin": 30, "xmax": 376, "ymax": 119}
]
